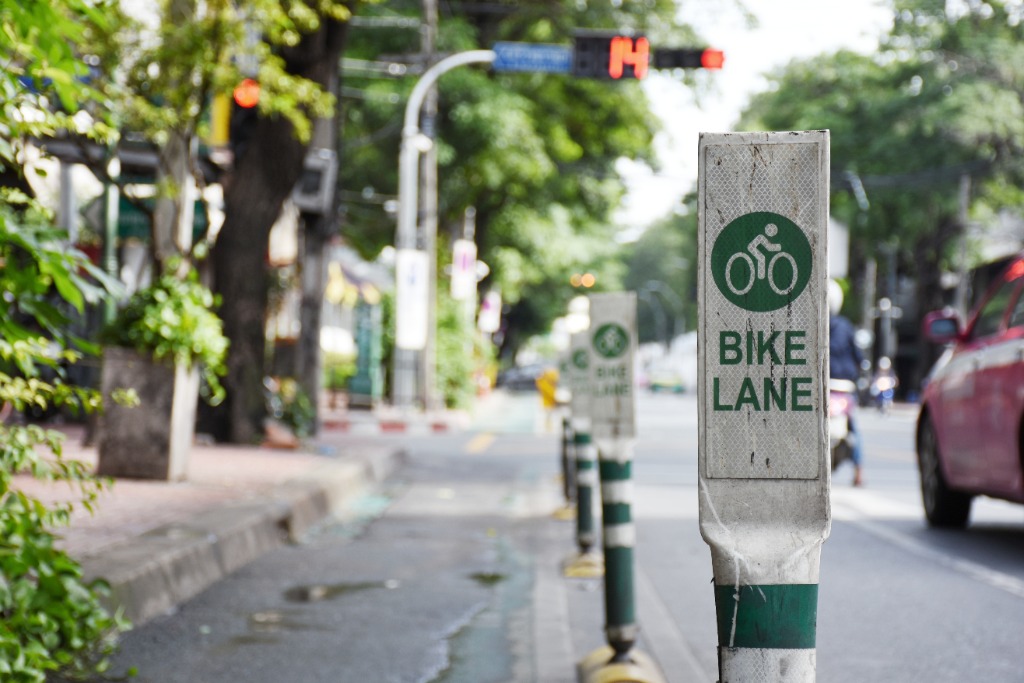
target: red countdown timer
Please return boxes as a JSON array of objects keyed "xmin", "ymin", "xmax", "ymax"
[
  {"xmin": 573, "ymin": 31, "xmax": 649, "ymax": 80},
  {"xmin": 609, "ymin": 36, "xmax": 649, "ymax": 79}
]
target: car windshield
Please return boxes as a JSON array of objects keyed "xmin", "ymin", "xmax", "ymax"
[{"xmin": 971, "ymin": 260, "xmax": 1024, "ymax": 339}]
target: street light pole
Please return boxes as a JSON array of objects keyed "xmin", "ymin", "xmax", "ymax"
[{"xmin": 392, "ymin": 49, "xmax": 496, "ymax": 409}]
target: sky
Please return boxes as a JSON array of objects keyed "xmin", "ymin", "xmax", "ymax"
[{"xmin": 614, "ymin": 0, "xmax": 895, "ymax": 235}]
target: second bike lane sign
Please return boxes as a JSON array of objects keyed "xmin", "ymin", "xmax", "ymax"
[{"xmin": 697, "ymin": 130, "xmax": 831, "ymax": 682}]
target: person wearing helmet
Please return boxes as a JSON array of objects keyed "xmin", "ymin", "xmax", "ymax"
[{"xmin": 829, "ymin": 280, "xmax": 865, "ymax": 486}]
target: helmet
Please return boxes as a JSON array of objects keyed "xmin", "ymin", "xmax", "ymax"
[{"xmin": 827, "ymin": 280, "xmax": 844, "ymax": 315}]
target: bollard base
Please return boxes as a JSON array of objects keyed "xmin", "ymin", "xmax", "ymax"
[
  {"xmin": 562, "ymin": 551, "xmax": 604, "ymax": 578},
  {"xmin": 577, "ymin": 645, "xmax": 667, "ymax": 683},
  {"xmin": 552, "ymin": 503, "xmax": 577, "ymax": 521}
]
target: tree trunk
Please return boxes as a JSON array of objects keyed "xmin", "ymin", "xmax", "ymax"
[
  {"xmin": 212, "ymin": 15, "xmax": 350, "ymax": 443},
  {"xmin": 296, "ymin": 217, "xmax": 329, "ymax": 430}
]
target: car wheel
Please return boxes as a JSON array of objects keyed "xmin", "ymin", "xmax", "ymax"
[{"xmin": 918, "ymin": 417, "xmax": 972, "ymax": 528}]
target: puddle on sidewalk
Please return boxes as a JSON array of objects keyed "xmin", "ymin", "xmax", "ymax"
[
  {"xmin": 469, "ymin": 572, "xmax": 506, "ymax": 587},
  {"xmin": 283, "ymin": 578, "xmax": 400, "ymax": 603},
  {"xmin": 213, "ymin": 579, "xmax": 399, "ymax": 655}
]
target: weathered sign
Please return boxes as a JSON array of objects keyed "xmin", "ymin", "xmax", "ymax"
[
  {"xmin": 587, "ymin": 292, "xmax": 636, "ymax": 441},
  {"xmin": 698, "ymin": 130, "xmax": 831, "ymax": 681}
]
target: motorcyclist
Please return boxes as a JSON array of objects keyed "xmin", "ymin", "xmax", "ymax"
[
  {"xmin": 829, "ymin": 280, "xmax": 865, "ymax": 486},
  {"xmin": 870, "ymin": 356, "xmax": 898, "ymax": 414}
]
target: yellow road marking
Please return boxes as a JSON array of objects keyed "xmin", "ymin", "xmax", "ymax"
[{"xmin": 465, "ymin": 432, "xmax": 496, "ymax": 454}]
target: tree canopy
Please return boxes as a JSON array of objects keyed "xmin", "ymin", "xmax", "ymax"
[
  {"xmin": 737, "ymin": 0, "xmax": 1024, "ymax": 386},
  {"xmin": 740, "ymin": 0, "xmax": 1024, "ymax": 268},
  {"xmin": 340, "ymin": 0, "xmax": 702, "ymax": 358}
]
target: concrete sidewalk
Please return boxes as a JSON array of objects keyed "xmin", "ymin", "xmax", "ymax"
[{"xmin": 11, "ymin": 422, "xmax": 409, "ymax": 627}]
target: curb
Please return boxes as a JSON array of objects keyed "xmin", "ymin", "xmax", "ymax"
[
  {"xmin": 79, "ymin": 447, "xmax": 407, "ymax": 626},
  {"xmin": 322, "ymin": 419, "xmax": 456, "ymax": 435},
  {"xmin": 320, "ymin": 408, "xmax": 471, "ymax": 436}
]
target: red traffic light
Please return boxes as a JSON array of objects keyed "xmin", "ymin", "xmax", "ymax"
[
  {"xmin": 701, "ymin": 48, "xmax": 725, "ymax": 70},
  {"xmin": 233, "ymin": 78, "xmax": 260, "ymax": 108}
]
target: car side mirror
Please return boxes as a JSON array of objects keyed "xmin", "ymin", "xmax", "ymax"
[{"xmin": 922, "ymin": 309, "xmax": 962, "ymax": 344}]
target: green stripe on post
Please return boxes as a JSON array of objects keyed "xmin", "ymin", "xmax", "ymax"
[
  {"xmin": 714, "ymin": 584, "xmax": 818, "ymax": 649},
  {"xmin": 599, "ymin": 460, "xmax": 631, "ymax": 481},
  {"xmin": 602, "ymin": 504, "xmax": 631, "ymax": 526},
  {"xmin": 604, "ymin": 546, "xmax": 635, "ymax": 627},
  {"xmin": 575, "ymin": 432, "xmax": 596, "ymax": 552}
]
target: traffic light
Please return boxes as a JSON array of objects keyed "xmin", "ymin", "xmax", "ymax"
[
  {"xmin": 652, "ymin": 47, "xmax": 725, "ymax": 70},
  {"xmin": 571, "ymin": 30, "xmax": 725, "ymax": 80},
  {"xmin": 572, "ymin": 31, "xmax": 649, "ymax": 80},
  {"xmin": 229, "ymin": 78, "xmax": 260, "ymax": 162}
]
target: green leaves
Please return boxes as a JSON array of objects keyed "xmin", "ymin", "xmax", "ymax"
[
  {"xmin": 0, "ymin": 487, "xmax": 126, "ymax": 683},
  {"xmin": 102, "ymin": 270, "xmax": 230, "ymax": 405},
  {"xmin": 0, "ymin": 212, "xmax": 126, "ymax": 681}
]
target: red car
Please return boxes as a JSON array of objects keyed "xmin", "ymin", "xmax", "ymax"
[{"xmin": 917, "ymin": 255, "xmax": 1024, "ymax": 527}]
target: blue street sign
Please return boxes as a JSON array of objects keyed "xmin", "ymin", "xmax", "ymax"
[{"xmin": 492, "ymin": 42, "xmax": 573, "ymax": 73}]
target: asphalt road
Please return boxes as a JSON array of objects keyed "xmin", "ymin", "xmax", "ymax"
[{"xmin": 87, "ymin": 390, "xmax": 1024, "ymax": 682}]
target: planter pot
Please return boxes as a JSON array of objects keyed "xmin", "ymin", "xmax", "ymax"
[{"xmin": 97, "ymin": 346, "xmax": 200, "ymax": 480}]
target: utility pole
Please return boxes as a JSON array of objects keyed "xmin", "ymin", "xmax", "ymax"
[
  {"xmin": 391, "ymin": 49, "xmax": 496, "ymax": 410},
  {"xmin": 954, "ymin": 173, "xmax": 971, "ymax": 319},
  {"xmin": 295, "ymin": 19, "xmax": 346, "ymax": 430},
  {"xmin": 419, "ymin": 0, "xmax": 440, "ymax": 409},
  {"xmin": 296, "ymin": 118, "xmax": 336, "ymax": 430}
]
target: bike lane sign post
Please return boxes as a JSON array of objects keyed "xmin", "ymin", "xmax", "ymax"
[
  {"xmin": 577, "ymin": 292, "xmax": 666, "ymax": 683},
  {"xmin": 697, "ymin": 131, "xmax": 831, "ymax": 681},
  {"xmin": 564, "ymin": 330, "xmax": 602, "ymax": 575}
]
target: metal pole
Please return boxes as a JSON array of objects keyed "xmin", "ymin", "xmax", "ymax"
[
  {"xmin": 861, "ymin": 258, "xmax": 876, "ymax": 333},
  {"xmin": 102, "ymin": 161, "xmax": 120, "ymax": 324},
  {"xmin": 599, "ymin": 439, "xmax": 637, "ymax": 660},
  {"xmin": 643, "ymin": 279, "xmax": 686, "ymax": 342},
  {"xmin": 561, "ymin": 416, "xmax": 576, "ymax": 504},
  {"xmin": 574, "ymin": 422, "xmax": 597, "ymax": 554},
  {"xmin": 954, "ymin": 173, "xmax": 971, "ymax": 319},
  {"xmin": 392, "ymin": 49, "xmax": 495, "ymax": 409},
  {"xmin": 418, "ymin": 0, "xmax": 439, "ymax": 410},
  {"xmin": 59, "ymin": 162, "xmax": 78, "ymax": 244}
]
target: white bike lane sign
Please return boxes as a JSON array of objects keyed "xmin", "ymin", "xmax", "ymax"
[{"xmin": 697, "ymin": 131, "xmax": 830, "ymax": 682}]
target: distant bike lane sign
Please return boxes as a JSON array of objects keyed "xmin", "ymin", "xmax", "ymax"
[{"xmin": 587, "ymin": 292, "xmax": 636, "ymax": 441}]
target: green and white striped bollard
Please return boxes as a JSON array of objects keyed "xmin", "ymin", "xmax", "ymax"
[
  {"xmin": 599, "ymin": 439, "xmax": 636, "ymax": 658},
  {"xmin": 573, "ymin": 423, "xmax": 597, "ymax": 554}
]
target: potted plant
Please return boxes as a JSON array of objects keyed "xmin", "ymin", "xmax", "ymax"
[{"xmin": 97, "ymin": 268, "xmax": 228, "ymax": 480}]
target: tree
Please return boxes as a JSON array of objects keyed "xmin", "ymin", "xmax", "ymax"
[
  {"xmin": 621, "ymin": 200, "xmax": 698, "ymax": 344},
  {"xmin": 338, "ymin": 0, "xmax": 698, "ymax": 363},
  {"xmin": 737, "ymin": 0, "xmax": 1024, "ymax": 388},
  {"xmin": 214, "ymin": 7, "xmax": 352, "ymax": 442}
]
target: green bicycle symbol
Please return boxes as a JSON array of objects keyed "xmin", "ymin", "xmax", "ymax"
[
  {"xmin": 711, "ymin": 211, "xmax": 812, "ymax": 312},
  {"xmin": 592, "ymin": 323, "xmax": 629, "ymax": 359},
  {"xmin": 572, "ymin": 349, "xmax": 589, "ymax": 370}
]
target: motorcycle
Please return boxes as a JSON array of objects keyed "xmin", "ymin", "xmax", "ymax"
[
  {"xmin": 869, "ymin": 356, "xmax": 898, "ymax": 415},
  {"xmin": 829, "ymin": 379, "xmax": 858, "ymax": 472}
]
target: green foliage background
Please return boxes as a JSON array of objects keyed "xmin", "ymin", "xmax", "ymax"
[{"xmin": 340, "ymin": 0, "xmax": 705, "ymax": 359}]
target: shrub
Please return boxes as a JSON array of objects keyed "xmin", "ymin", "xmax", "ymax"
[
  {"xmin": 0, "ymin": 211, "xmax": 129, "ymax": 681},
  {"xmin": 102, "ymin": 269, "xmax": 229, "ymax": 405}
]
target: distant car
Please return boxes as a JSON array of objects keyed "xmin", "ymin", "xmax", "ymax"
[
  {"xmin": 647, "ymin": 369, "xmax": 685, "ymax": 394},
  {"xmin": 917, "ymin": 253, "xmax": 1024, "ymax": 527},
  {"xmin": 495, "ymin": 363, "xmax": 549, "ymax": 391}
]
